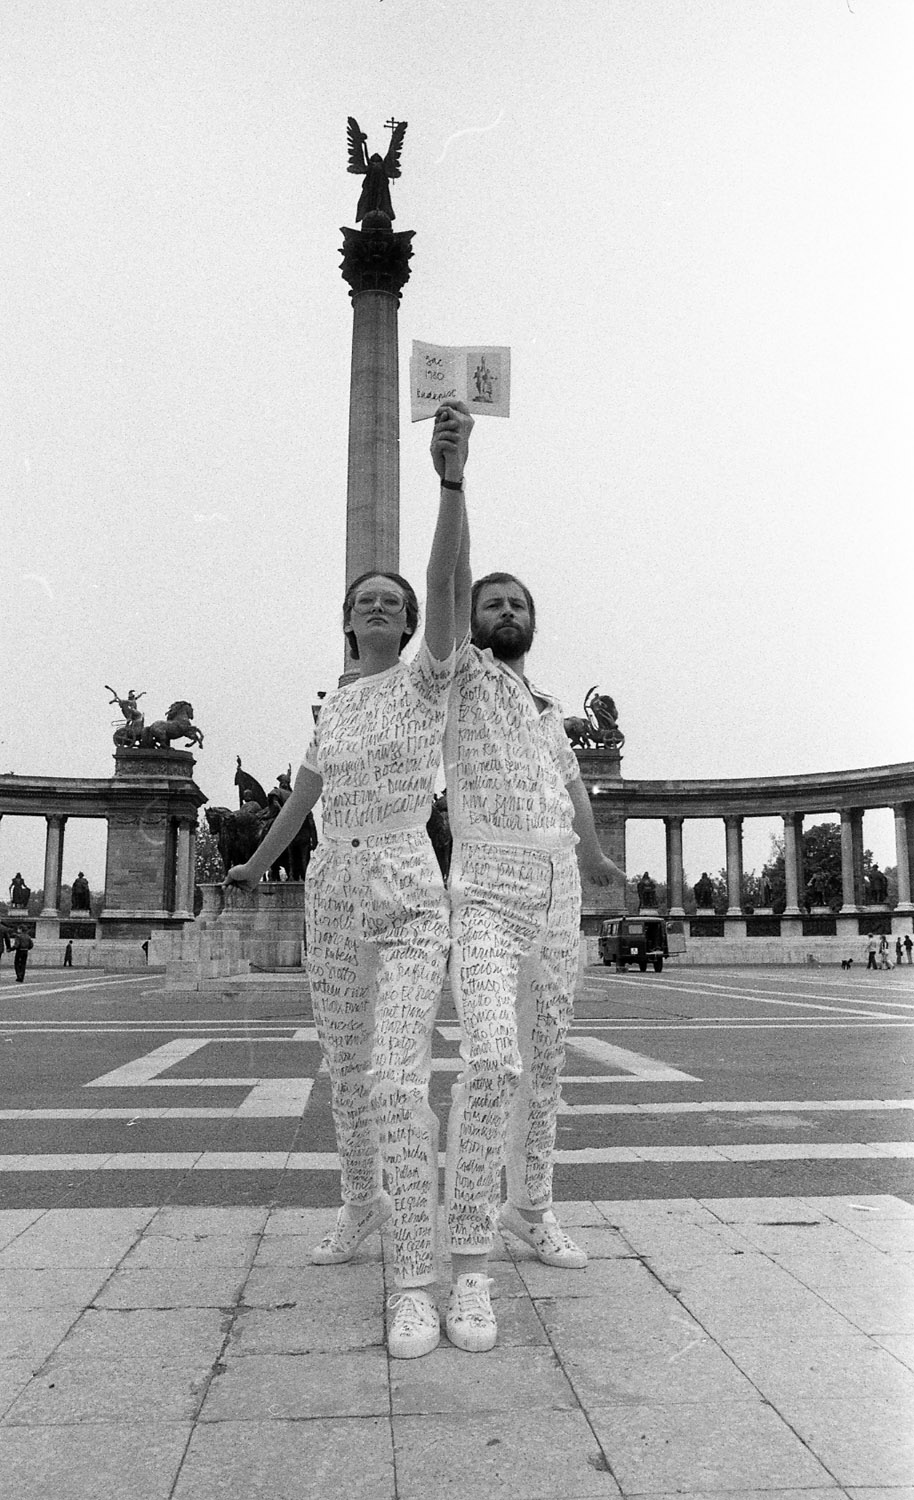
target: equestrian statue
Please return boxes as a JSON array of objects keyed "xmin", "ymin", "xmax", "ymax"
[{"xmin": 205, "ymin": 758, "xmax": 318, "ymax": 883}]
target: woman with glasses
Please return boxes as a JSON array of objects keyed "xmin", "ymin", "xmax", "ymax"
[{"xmin": 225, "ymin": 403, "xmax": 472, "ymax": 1360}]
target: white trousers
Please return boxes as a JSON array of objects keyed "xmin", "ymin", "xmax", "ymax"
[
  {"xmin": 444, "ymin": 840, "xmax": 581, "ymax": 1253},
  {"xmin": 305, "ymin": 827, "xmax": 449, "ymax": 1287}
]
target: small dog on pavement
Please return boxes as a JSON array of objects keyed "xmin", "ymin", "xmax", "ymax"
[{"xmin": 841, "ymin": 958, "xmax": 854, "ymax": 970}]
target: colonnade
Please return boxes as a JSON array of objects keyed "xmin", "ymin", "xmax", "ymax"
[
  {"xmin": 584, "ymin": 762, "xmax": 914, "ymax": 948},
  {"xmin": 1, "ymin": 810, "xmax": 198, "ymax": 924},
  {"xmin": 0, "ymin": 752, "xmax": 206, "ymax": 948},
  {"xmin": 659, "ymin": 802, "xmax": 914, "ymax": 916}
]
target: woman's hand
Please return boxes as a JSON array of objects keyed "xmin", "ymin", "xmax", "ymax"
[
  {"xmin": 224, "ymin": 862, "xmax": 257, "ymax": 892},
  {"xmin": 431, "ymin": 401, "xmax": 473, "ymax": 481}
]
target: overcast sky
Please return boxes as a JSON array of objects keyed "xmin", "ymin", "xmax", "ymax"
[{"xmin": 1, "ymin": 0, "xmax": 911, "ymax": 893}]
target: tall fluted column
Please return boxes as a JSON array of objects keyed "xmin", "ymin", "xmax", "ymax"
[
  {"xmin": 40, "ymin": 815, "xmax": 67, "ymax": 916},
  {"xmin": 664, "ymin": 816, "xmax": 685, "ymax": 916},
  {"xmin": 894, "ymin": 802, "xmax": 914, "ymax": 912},
  {"xmin": 340, "ymin": 216, "xmax": 414, "ymax": 677},
  {"xmin": 724, "ymin": 815, "xmax": 744, "ymax": 915},
  {"xmin": 783, "ymin": 812, "xmax": 803, "ymax": 915}
]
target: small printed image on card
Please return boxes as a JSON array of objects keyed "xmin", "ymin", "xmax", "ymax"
[{"xmin": 465, "ymin": 348, "xmax": 509, "ymax": 418}]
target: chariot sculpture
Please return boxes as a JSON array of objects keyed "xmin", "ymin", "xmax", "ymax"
[
  {"xmin": 107, "ymin": 688, "xmax": 204, "ymax": 750},
  {"xmin": 563, "ymin": 687, "xmax": 625, "ymax": 751}
]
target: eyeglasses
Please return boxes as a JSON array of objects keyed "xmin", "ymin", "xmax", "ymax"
[{"xmin": 351, "ymin": 590, "xmax": 407, "ymax": 615}]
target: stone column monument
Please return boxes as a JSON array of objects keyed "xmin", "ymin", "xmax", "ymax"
[
  {"xmin": 339, "ymin": 116, "xmax": 414, "ymax": 675},
  {"xmin": 569, "ymin": 688, "xmax": 627, "ymax": 918}
]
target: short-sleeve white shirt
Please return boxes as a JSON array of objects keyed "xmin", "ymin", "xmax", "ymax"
[
  {"xmin": 302, "ymin": 638, "xmax": 454, "ymax": 836},
  {"xmin": 444, "ymin": 638, "xmax": 580, "ymax": 851}
]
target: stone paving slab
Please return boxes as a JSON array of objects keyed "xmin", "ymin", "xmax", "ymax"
[{"xmin": 1, "ymin": 1196, "xmax": 913, "ymax": 1497}]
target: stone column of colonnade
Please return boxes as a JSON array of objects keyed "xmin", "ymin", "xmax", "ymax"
[
  {"xmin": 39, "ymin": 814, "xmax": 67, "ymax": 917},
  {"xmin": 724, "ymin": 816, "xmax": 744, "ymax": 916},
  {"xmin": 839, "ymin": 808, "xmax": 864, "ymax": 910},
  {"xmin": 664, "ymin": 816, "xmax": 685, "ymax": 916},
  {"xmin": 895, "ymin": 802, "xmax": 914, "ymax": 913},
  {"xmin": 173, "ymin": 819, "xmax": 196, "ymax": 921},
  {"xmin": 782, "ymin": 812, "xmax": 804, "ymax": 917}
]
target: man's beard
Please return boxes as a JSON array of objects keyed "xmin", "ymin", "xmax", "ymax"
[{"xmin": 473, "ymin": 618, "xmax": 535, "ymax": 659}]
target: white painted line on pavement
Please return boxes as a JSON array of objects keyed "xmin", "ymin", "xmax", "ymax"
[
  {"xmin": 558, "ymin": 1097, "xmax": 914, "ymax": 1115},
  {"xmin": 4, "ymin": 1142, "xmax": 914, "ymax": 1171},
  {"xmin": 0, "ymin": 1108, "xmax": 254, "ymax": 1120},
  {"xmin": 236, "ymin": 1080, "xmax": 313, "ymax": 1117},
  {"xmin": 86, "ymin": 1039, "xmax": 210, "ymax": 1086},
  {"xmin": 0, "ymin": 976, "xmax": 151, "ymax": 998},
  {"xmin": 565, "ymin": 1036, "xmax": 700, "ymax": 1082},
  {"xmin": 9, "ymin": 1094, "xmax": 908, "ymax": 1122},
  {"xmin": 587, "ymin": 973, "xmax": 907, "ymax": 1021},
  {"xmin": 571, "ymin": 1021, "xmax": 914, "ymax": 1031}
]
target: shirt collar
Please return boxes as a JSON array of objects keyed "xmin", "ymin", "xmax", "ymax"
[{"xmin": 476, "ymin": 646, "xmax": 557, "ymax": 709}]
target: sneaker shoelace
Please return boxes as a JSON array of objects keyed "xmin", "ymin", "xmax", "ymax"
[
  {"xmin": 531, "ymin": 1216, "xmax": 575, "ymax": 1255},
  {"xmin": 451, "ymin": 1277, "xmax": 495, "ymax": 1326},
  {"xmin": 388, "ymin": 1291, "xmax": 437, "ymax": 1333}
]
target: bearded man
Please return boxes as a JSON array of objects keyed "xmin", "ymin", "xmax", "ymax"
[{"xmin": 440, "ymin": 562, "xmax": 624, "ymax": 1353}]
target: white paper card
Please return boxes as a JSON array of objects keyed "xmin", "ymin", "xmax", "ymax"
[{"xmin": 410, "ymin": 341, "xmax": 510, "ymax": 421}]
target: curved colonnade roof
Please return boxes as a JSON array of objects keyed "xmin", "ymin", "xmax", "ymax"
[
  {"xmin": 578, "ymin": 761, "xmax": 914, "ymax": 819},
  {"xmin": 1, "ymin": 763, "xmax": 912, "ymax": 822}
]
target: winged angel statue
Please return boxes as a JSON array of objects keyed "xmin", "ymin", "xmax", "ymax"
[{"xmin": 347, "ymin": 116, "xmax": 408, "ymax": 224}]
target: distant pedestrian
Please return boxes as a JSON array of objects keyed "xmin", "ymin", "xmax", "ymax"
[
  {"xmin": 141, "ymin": 939, "xmax": 149, "ymax": 963},
  {"xmin": 896, "ymin": 938, "xmax": 903, "ymax": 967},
  {"xmin": 905, "ymin": 935, "xmax": 913, "ymax": 965},
  {"xmin": 878, "ymin": 934, "xmax": 892, "ymax": 970},
  {"xmin": 63, "ymin": 940, "xmax": 73, "ymax": 968},
  {"xmin": 12, "ymin": 927, "xmax": 33, "ymax": 982},
  {"xmin": 866, "ymin": 935, "xmax": 878, "ymax": 970}
]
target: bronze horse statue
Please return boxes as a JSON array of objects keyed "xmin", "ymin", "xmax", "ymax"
[
  {"xmin": 563, "ymin": 686, "xmax": 625, "ymax": 751},
  {"xmin": 140, "ymin": 701, "xmax": 204, "ymax": 750},
  {"xmin": 112, "ymin": 697, "xmax": 203, "ymax": 750}
]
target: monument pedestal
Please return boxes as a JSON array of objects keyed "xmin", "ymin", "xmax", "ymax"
[
  {"xmin": 217, "ymin": 882, "xmax": 306, "ymax": 970},
  {"xmin": 576, "ymin": 747, "xmax": 625, "ymax": 919},
  {"xmin": 34, "ymin": 915, "xmax": 61, "ymax": 945},
  {"xmin": 98, "ymin": 747, "xmax": 205, "ymax": 942},
  {"xmin": 160, "ymin": 882, "xmax": 306, "ymax": 987}
]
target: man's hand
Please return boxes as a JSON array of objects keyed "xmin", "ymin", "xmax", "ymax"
[
  {"xmin": 431, "ymin": 401, "xmax": 473, "ymax": 481},
  {"xmin": 581, "ymin": 852, "xmax": 626, "ymax": 888}
]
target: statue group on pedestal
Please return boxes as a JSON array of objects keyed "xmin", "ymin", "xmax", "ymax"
[
  {"xmin": 206, "ymin": 759, "xmax": 318, "ymax": 883},
  {"xmin": 563, "ymin": 686, "xmax": 624, "ymax": 751},
  {"xmin": 107, "ymin": 687, "xmax": 204, "ymax": 750}
]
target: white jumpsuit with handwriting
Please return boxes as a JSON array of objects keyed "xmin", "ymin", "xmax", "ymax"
[
  {"xmin": 443, "ymin": 639, "xmax": 582, "ymax": 1254},
  {"xmin": 303, "ymin": 639, "xmax": 453, "ymax": 1287}
]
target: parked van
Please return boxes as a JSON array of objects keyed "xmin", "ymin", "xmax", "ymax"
[{"xmin": 597, "ymin": 916, "xmax": 685, "ymax": 972}]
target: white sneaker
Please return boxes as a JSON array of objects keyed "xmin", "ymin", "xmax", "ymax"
[
  {"xmin": 310, "ymin": 1192, "xmax": 392, "ymax": 1264},
  {"xmin": 387, "ymin": 1289, "xmax": 440, "ymax": 1359},
  {"xmin": 498, "ymin": 1203, "xmax": 588, "ymax": 1269},
  {"xmin": 446, "ymin": 1274, "xmax": 497, "ymax": 1352}
]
